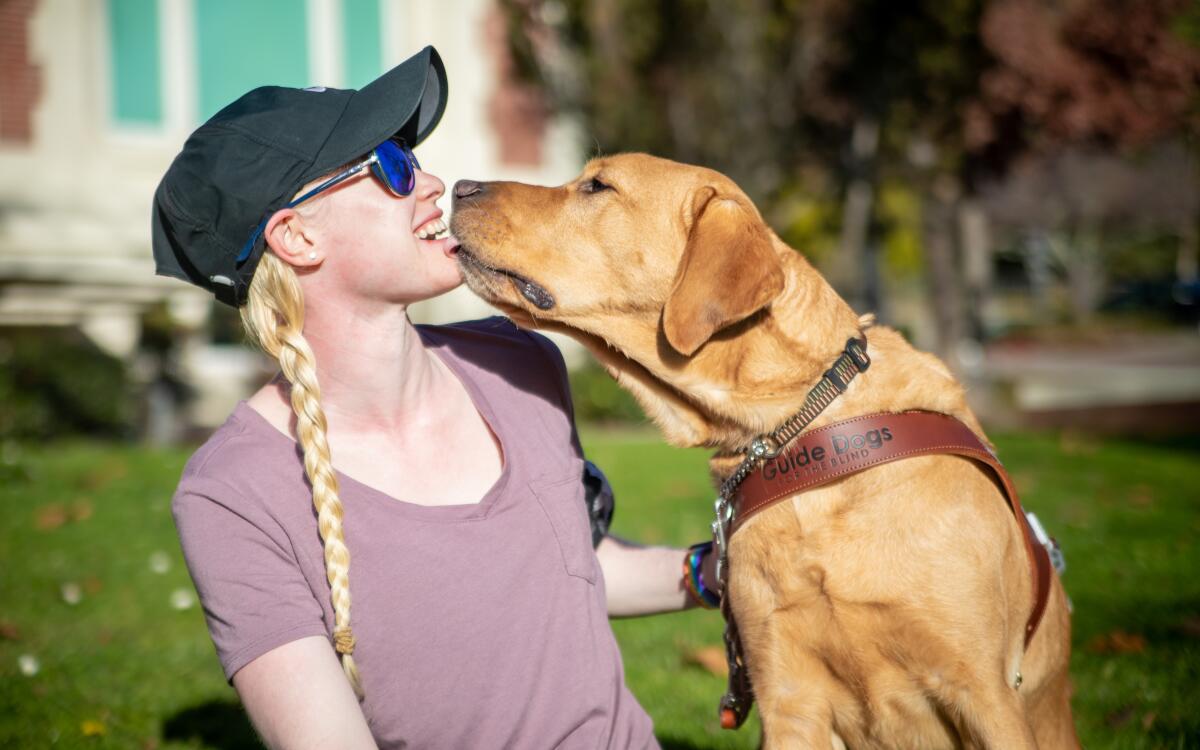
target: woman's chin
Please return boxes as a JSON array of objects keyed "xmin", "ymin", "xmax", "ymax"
[{"xmin": 428, "ymin": 261, "xmax": 466, "ymax": 297}]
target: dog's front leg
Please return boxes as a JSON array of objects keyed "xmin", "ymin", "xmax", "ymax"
[
  {"xmin": 950, "ymin": 677, "xmax": 1040, "ymax": 750},
  {"xmin": 731, "ymin": 583, "xmax": 851, "ymax": 748},
  {"xmin": 751, "ymin": 656, "xmax": 845, "ymax": 750}
]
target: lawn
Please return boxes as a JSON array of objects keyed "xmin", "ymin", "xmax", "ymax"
[{"xmin": 1, "ymin": 428, "xmax": 1197, "ymax": 748}]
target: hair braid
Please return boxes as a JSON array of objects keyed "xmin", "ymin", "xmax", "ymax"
[{"xmin": 240, "ymin": 252, "xmax": 363, "ymax": 698}]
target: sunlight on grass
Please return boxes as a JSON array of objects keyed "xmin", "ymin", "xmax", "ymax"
[{"xmin": 1, "ymin": 430, "xmax": 1197, "ymax": 748}]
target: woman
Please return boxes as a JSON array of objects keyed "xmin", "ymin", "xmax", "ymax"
[{"xmin": 151, "ymin": 47, "xmax": 721, "ymax": 749}]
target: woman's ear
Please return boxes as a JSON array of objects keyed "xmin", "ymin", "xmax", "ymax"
[{"xmin": 264, "ymin": 209, "xmax": 322, "ymax": 268}]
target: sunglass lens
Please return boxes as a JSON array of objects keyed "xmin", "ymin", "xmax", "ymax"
[{"xmin": 373, "ymin": 139, "xmax": 416, "ymax": 196}]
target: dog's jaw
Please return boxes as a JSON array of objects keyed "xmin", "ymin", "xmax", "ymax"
[{"xmin": 455, "ymin": 246, "xmax": 556, "ymax": 311}]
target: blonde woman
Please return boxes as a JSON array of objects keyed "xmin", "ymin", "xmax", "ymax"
[{"xmin": 152, "ymin": 47, "xmax": 720, "ymax": 750}]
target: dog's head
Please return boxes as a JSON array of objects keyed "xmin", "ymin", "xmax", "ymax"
[
  {"xmin": 450, "ymin": 153, "xmax": 796, "ymax": 445},
  {"xmin": 450, "ymin": 153, "xmax": 785, "ymax": 358}
]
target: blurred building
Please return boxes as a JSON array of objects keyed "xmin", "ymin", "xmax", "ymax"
[{"xmin": 0, "ymin": 0, "xmax": 581, "ymax": 433}]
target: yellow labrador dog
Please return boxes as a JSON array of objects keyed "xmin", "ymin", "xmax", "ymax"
[{"xmin": 449, "ymin": 154, "xmax": 1078, "ymax": 749}]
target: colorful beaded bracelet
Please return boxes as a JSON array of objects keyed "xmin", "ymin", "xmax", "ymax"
[{"xmin": 682, "ymin": 541, "xmax": 721, "ymax": 609}]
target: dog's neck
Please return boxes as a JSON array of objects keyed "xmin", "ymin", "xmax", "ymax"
[
  {"xmin": 669, "ymin": 249, "xmax": 866, "ymax": 446},
  {"xmin": 571, "ymin": 246, "xmax": 872, "ymax": 452}
]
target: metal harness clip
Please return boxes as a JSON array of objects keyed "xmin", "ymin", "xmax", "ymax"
[{"xmin": 712, "ymin": 496, "xmax": 733, "ymax": 585}]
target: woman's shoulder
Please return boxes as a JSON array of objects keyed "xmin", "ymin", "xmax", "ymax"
[
  {"xmin": 419, "ymin": 316, "xmax": 566, "ymax": 382},
  {"xmin": 173, "ymin": 403, "xmax": 300, "ymax": 512},
  {"xmin": 420, "ymin": 316, "xmax": 574, "ymax": 418},
  {"xmin": 417, "ymin": 315, "xmax": 554, "ymax": 352}
]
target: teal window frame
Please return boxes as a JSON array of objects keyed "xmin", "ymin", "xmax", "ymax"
[{"xmin": 107, "ymin": 0, "xmax": 164, "ymax": 126}]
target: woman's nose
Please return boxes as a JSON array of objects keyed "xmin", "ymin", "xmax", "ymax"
[{"xmin": 414, "ymin": 169, "xmax": 445, "ymax": 202}]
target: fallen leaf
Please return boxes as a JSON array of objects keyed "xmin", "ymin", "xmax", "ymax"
[
  {"xmin": 1129, "ymin": 485, "xmax": 1154, "ymax": 508},
  {"xmin": 1142, "ymin": 711, "xmax": 1158, "ymax": 730},
  {"xmin": 143, "ymin": 739, "xmax": 160, "ymax": 750},
  {"xmin": 84, "ymin": 576, "xmax": 104, "ymax": 595},
  {"xmin": 1087, "ymin": 630, "xmax": 1146, "ymax": 655},
  {"xmin": 1104, "ymin": 705, "xmax": 1135, "ymax": 729},
  {"xmin": 80, "ymin": 719, "xmax": 107, "ymax": 737},
  {"xmin": 0, "ymin": 620, "xmax": 19, "ymax": 641},
  {"xmin": 79, "ymin": 461, "xmax": 128, "ymax": 491},
  {"xmin": 34, "ymin": 504, "xmax": 69, "ymax": 531},
  {"xmin": 1059, "ymin": 431, "xmax": 1098, "ymax": 456},
  {"xmin": 1177, "ymin": 616, "xmax": 1200, "ymax": 639},
  {"xmin": 70, "ymin": 499, "xmax": 94, "ymax": 522},
  {"xmin": 664, "ymin": 480, "xmax": 696, "ymax": 499},
  {"xmin": 683, "ymin": 645, "xmax": 728, "ymax": 677}
]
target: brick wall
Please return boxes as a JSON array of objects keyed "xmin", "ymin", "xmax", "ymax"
[
  {"xmin": 0, "ymin": 0, "xmax": 41, "ymax": 144},
  {"xmin": 484, "ymin": 4, "xmax": 547, "ymax": 168}
]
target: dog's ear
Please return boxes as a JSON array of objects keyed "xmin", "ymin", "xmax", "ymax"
[{"xmin": 662, "ymin": 187, "xmax": 785, "ymax": 357}]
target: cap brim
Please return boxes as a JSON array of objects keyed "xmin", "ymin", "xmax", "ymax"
[{"xmin": 314, "ymin": 46, "xmax": 448, "ymax": 170}]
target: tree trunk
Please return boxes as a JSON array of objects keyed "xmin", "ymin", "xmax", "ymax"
[
  {"xmin": 923, "ymin": 177, "xmax": 965, "ymax": 361},
  {"xmin": 1177, "ymin": 218, "xmax": 1198, "ymax": 284},
  {"xmin": 959, "ymin": 198, "xmax": 992, "ymax": 341},
  {"xmin": 1066, "ymin": 223, "xmax": 1104, "ymax": 325},
  {"xmin": 833, "ymin": 117, "xmax": 879, "ymax": 313}
]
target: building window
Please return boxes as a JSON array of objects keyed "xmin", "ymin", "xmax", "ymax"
[
  {"xmin": 108, "ymin": 0, "xmax": 163, "ymax": 126},
  {"xmin": 342, "ymin": 0, "xmax": 382, "ymax": 88},
  {"xmin": 194, "ymin": 0, "xmax": 310, "ymax": 120}
]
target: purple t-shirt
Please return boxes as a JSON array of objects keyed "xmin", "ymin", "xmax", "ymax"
[{"xmin": 172, "ymin": 317, "xmax": 658, "ymax": 749}]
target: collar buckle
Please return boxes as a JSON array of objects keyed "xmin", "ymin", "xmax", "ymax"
[{"xmin": 846, "ymin": 337, "xmax": 871, "ymax": 370}]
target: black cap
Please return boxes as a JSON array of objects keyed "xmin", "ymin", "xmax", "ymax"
[{"xmin": 151, "ymin": 46, "xmax": 448, "ymax": 306}]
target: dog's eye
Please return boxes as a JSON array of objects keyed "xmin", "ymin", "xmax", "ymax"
[{"xmin": 581, "ymin": 176, "xmax": 614, "ymax": 194}]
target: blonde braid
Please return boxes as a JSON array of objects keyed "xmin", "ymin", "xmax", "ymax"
[{"xmin": 241, "ymin": 252, "xmax": 363, "ymax": 698}]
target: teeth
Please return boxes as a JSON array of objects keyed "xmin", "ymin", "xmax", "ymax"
[{"xmin": 415, "ymin": 216, "xmax": 448, "ymax": 240}]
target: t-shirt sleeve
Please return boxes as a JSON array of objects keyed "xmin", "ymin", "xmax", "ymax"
[
  {"xmin": 525, "ymin": 331, "xmax": 616, "ymax": 545},
  {"xmin": 172, "ymin": 477, "xmax": 328, "ymax": 683},
  {"xmin": 525, "ymin": 330, "xmax": 585, "ymax": 460}
]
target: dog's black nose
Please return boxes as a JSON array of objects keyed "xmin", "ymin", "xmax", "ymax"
[{"xmin": 453, "ymin": 180, "xmax": 484, "ymax": 201}]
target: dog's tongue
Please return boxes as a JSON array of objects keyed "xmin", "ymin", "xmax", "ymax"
[{"xmin": 512, "ymin": 277, "xmax": 555, "ymax": 310}]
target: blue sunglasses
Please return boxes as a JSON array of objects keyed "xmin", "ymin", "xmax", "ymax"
[{"xmin": 236, "ymin": 137, "xmax": 421, "ymax": 264}]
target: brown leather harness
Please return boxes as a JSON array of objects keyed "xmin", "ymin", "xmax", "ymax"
[{"xmin": 710, "ymin": 339, "xmax": 1055, "ymax": 730}]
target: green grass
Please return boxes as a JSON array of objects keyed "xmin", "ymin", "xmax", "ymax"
[{"xmin": 1, "ymin": 430, "xmax": 1197, "ymax": 748}]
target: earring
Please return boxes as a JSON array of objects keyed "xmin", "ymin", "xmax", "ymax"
[{"xmin": 308, "ymin": 252, "xmax": 317, "ymax": 260}]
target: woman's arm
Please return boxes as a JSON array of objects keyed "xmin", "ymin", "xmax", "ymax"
[
  {"xmin": 597, "ymin": 535, "xmax": 720, "ymax": 616},
  {"xmin": 233, "ymin": 636, "xmax": 378, "ymax": 750}
]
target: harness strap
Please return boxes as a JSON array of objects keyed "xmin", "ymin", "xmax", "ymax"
[{"xmin": 731, "ymin": 410, "xmax": 1052, "ymax": 647}]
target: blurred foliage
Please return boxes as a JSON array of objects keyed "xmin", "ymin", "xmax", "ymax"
[
  {"xmin": 0, "ymin": 329, "xmax": 133, "ymax": 440},
  {"xmin": 878, "ymin": 182, "xmax": 925, "ymax": 276},
  {"xmin": 1173, "ymin": 0, "xmax": 1200, "ymax": 47},
  {"xmin": 568, "ymin": 360, "xmax": 647, "ymax": 424},
  {"xmin": 770, "ymin": 185, "xmax": 842, "ymax": 266},
  {"xmin": 1104, "ymin": 232, "xmax": 1188, "ymax": 283},
  {"xmin": 503, "ymin": 0, "xmax": 990, "ymax": 206},
  {"xmin": 209, "ymin": 300, "xmax": 248, "ymax": 346},
  {"xmin": 501, "ymin": 0, "xmax": 1200, "ymax": 335},
  {"xmin": 506, "ymin": 0, "xmax": 1199, "ymax": 196},
  {"xmin": 139, "ymin": 303, "xmax": 177, "ymax": 355}
]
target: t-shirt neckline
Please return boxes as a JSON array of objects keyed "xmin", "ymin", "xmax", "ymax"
[{"xmin": 231, "ymin": 326, "xmax": 512, "ymax": 523}]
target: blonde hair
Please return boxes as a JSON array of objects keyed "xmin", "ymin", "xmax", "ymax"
[{"xmin": 240, "ymin": 251, "xmax": 363, "ymax": 698}]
